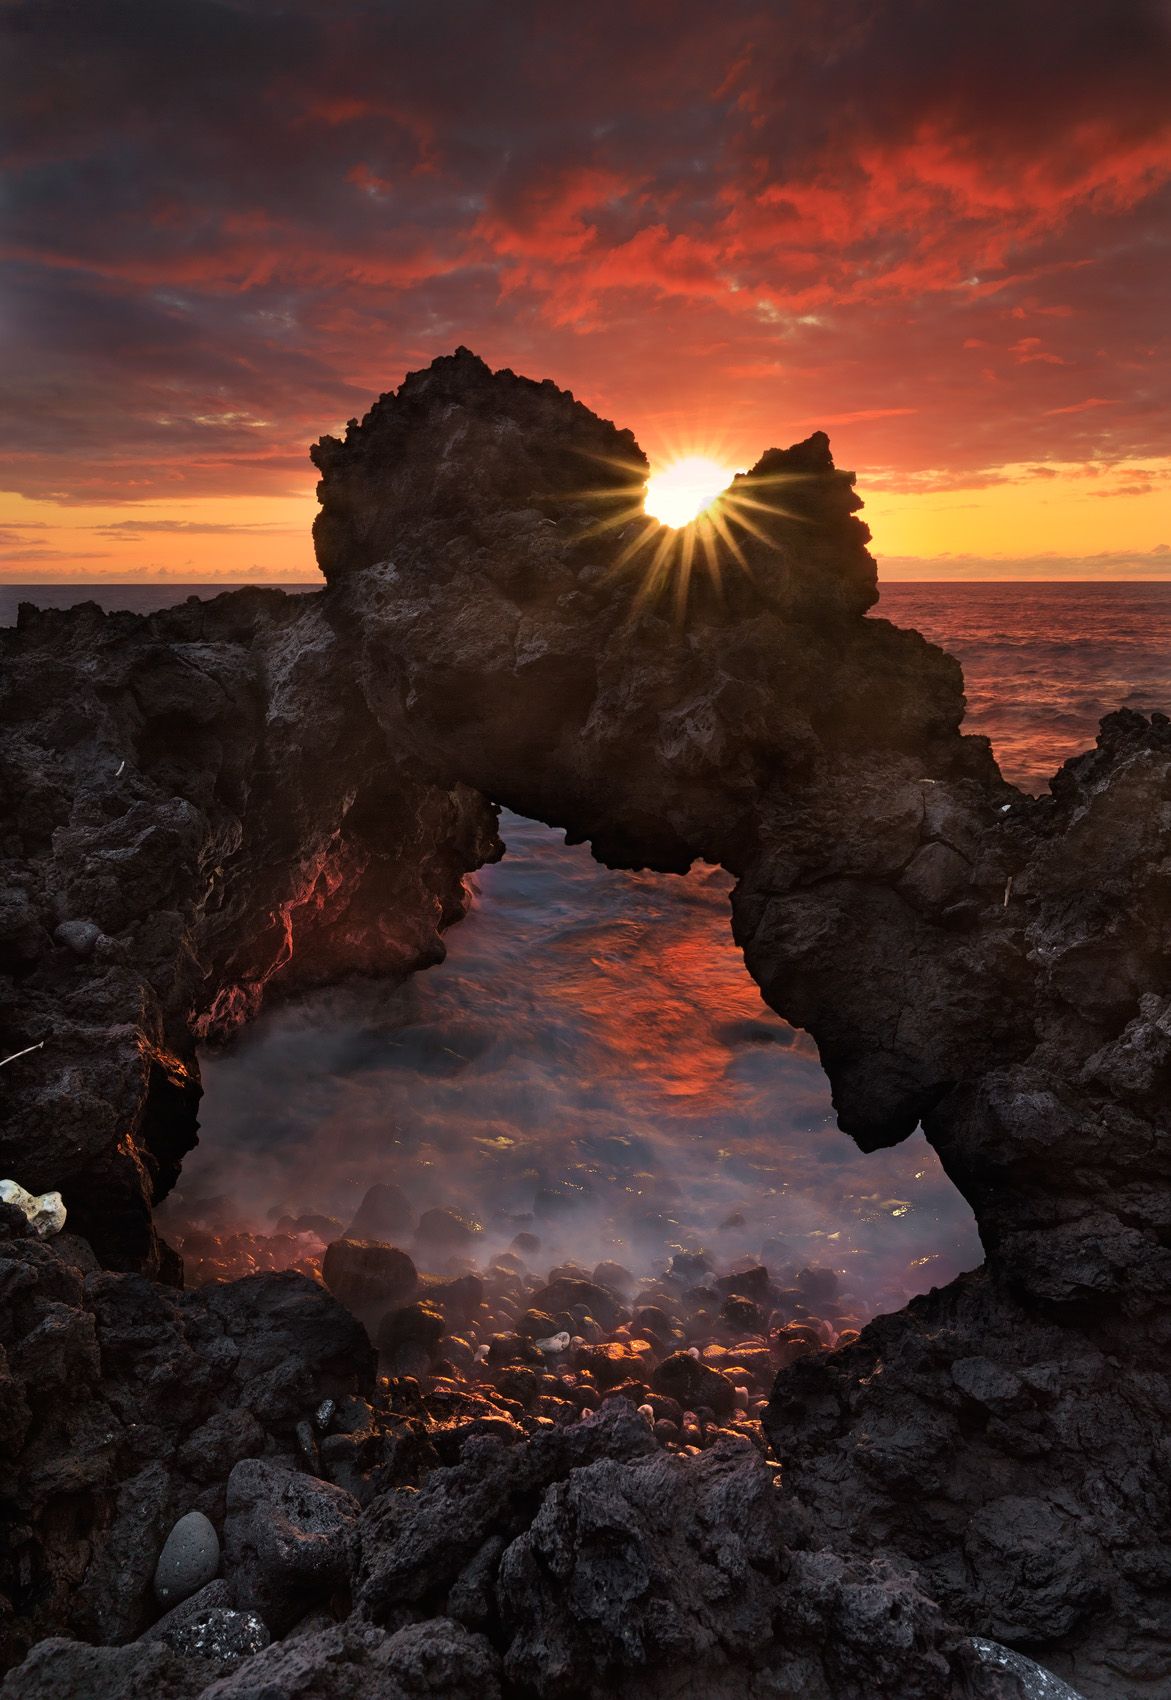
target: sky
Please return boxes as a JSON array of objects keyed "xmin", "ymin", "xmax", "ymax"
[{"xmin": 2, "ymin": 0, "xmax": 1170, "ymax": 583}]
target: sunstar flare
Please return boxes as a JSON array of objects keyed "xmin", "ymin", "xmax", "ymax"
[
  {"xmin": 570, "ymin": 446, "xmax": 812, "ymax": 617},
  {"xmin": 644, "ymin": 456, "xmax": 737, "ymax": 529}
]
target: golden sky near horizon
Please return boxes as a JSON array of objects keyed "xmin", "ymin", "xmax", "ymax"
[
  {"xmin": 3, "ymin": 2, "xmax": 1169, "ymax": 583},
  {"xmin": 4, "ymin": 455, "xmax": 1169, "ymax": 584}
]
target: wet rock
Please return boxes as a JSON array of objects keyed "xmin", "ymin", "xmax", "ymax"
[
  {"xmin": 377, "ymin": 1302, "xmax": 446, "ymax": 1360},
  {"xmin": 421, "ymin": 1273, "xmax": 483, "ymax": 1323},
  {"xmin": 969, "ymin": 1639, "xmax": 1089, "ymax": 1698},
  {"xmin": 715, "ymin": 1265, "xmax": 770, "ymax": 1303},
  {"xmin": 222, "ymin": 1459, "xmax": 360, "ymax": 1633},
  {"xmin": 346, "ymin": 1182, "xmax": 416, "ymax": 1240},
  {"xmin": 516, "ymin": 1308, "xmax": 556, "ymax": 1339},
  {"xmin": 321, "ymin": 1239, "xmax": 417, "ymax": 1320},
  {"xmin": 415, "ymin": 1208, "xmax": 481, "ymax": 1249},
  {"xmin": 591, "ymin": 1260, "xmax": 634, "ymax": 1296},
  {"xmin": 651, "ymin": 1351, "xmax": 736, "ymax": 1418},
  {"xmin": 154, "ymin": 1511, "xmax": 220, "ymax": 1607},
  {"xmin": 720, "ymin": 1294, "xmax": 765, "ymax": 1334},
  {"xmin": 529, "ymin": 1278, "xmax": 623, "ymax": 1331}
]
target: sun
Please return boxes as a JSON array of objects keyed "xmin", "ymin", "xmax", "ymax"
[
  {"xmin": 567, "ymin": 437, "xmax": 804, "ymax": 620},
  {"xmin": 644, "ymin": 456, "xmax": 737, "ymax": 529}
]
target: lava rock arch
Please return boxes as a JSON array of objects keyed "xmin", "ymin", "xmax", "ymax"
[
  {"xmin": 1, "ymin": 349, "xmax": 1168, "ymax": 1695},
  {"xmin": 309, "ymin": 350, "xmax": 1171, "ymax": 1692}
]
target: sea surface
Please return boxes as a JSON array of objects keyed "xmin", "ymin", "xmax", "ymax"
[
  {"xmin": 11, "ymin": 580, "xmax": 1171, "ymax": 1310},
  {"xmin": 878, "ymin": 581, "xmax": 1171, "ymax": 792}
]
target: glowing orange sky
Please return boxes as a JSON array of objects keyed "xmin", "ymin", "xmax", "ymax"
[{"xmin": 3, "ymin": 1, "xmax": 1170, "ymax": 582}]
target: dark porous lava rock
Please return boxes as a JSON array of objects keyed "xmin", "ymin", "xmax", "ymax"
[
  {"xmin": 0, "ymin": 1208, "xmax": 373, "ymax": 1670},
  {"xmin": 309, "ymin": 352, "xmax": 1171, "ymax": 1695},
  {"xmin": 0, "ymin": 587, "xmax": 499, "ymax": 1271},
  {"xmin": 2, "ymin": 349, "xmax": 1168, "ymax": 1696},
  {"xmin": 222, "ymin": 1458, "xmax": 360, "ymax": 1633}
]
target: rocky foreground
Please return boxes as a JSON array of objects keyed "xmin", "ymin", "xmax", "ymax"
[{"xmin": 1, "ymin": 350, "xmax": 1169, "ymax": 1697}]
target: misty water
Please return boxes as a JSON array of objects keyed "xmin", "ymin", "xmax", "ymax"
[{"xmin": 164, "ymin": 812, "xmax": 977, "ymax": 1314}]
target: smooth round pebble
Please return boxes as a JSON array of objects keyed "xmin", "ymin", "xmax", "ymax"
[{"xmin": 153, "ymin": 1510, "xmax": 220, "ymax": 1605}]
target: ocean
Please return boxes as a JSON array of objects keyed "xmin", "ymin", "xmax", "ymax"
[{"xmin": 10, "ymin": 580, "xmax": 1171, "ymax": 1309}]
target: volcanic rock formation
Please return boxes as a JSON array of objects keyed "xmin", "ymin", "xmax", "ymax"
[
  {"xmin": 1, "ymin": 349, "xmax": 1169, "ymax": 1697},
  {"xmin": 0, "ymin": 587, "xmax": 498, "ymax": 1269}
]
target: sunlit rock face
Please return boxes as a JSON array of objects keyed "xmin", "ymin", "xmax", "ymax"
[
  {"xmin": 0, "ymin": 589, "xmax": 498, "ymax": 1269},
  {"xmin": 312, "ymin": 347, "xmax": 989, "ymax": 877}
]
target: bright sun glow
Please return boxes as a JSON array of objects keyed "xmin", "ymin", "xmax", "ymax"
[{"xmin": 644, "ymin": 456, "xmax": 737, "ymax": 528}]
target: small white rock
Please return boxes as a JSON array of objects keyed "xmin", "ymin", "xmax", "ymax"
[
  {"xmin": 535, "ymin": 1330, "xmax": 571, "ymax": 1355},
  {"xmin": 0, "ymin": 1179, "xmax": 66, "ymax": 1238}
]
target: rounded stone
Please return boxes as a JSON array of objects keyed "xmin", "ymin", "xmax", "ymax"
[{"xmin": 153, "ymin": 1510, "xmax": 220, "ymax": 1606}]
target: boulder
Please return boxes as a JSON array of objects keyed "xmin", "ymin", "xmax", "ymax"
[
  {"xmin": 221, "ymin": 1460, "xmax": 360, "ymax": 1633},
  {"xmin": 321, "ymin": 1239, "xmax": 417, "ymax": 1320},
  {"xmin": 153, "ymin": 1511, "xmax": 220, "ymax": 1607},
  {"xmin": 528, "ymin": 1278, "xmax": 623, "ymax": 1331},
  {"xmin": 346, "ymin": 1183, "xmax": 416, "ymax": 1241},
  {"xmin": 651, "ymin": 1352, "xmax": 736, "ymax": 1417}
]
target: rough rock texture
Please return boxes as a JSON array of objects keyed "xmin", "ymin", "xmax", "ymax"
[
  {"xmin": 2, "ymin": 349, "xmax": 1169, "ymax": 1696},
  {"xmin": 0, "ymin": 1202, "xmax": 373, "ymax": 1670},
  {"xmin": 222, "ymin": 1458, "xmax": 359, "ymax": 1632},
  {"xmin": 351, "ymin": 1404, "xmax": 1021, "ymax": 1700},
  {"xmin": 312, "ymin": 349, "xmax": 991, "ymax": 877},
  {"xmin": 765, "ymin": 1268, "xmax": 1171, "ymax": 1697},
  {"xmin": 0, "ymin": 587, "xmax": 499, "ymax": 1270},
  {"xmin": 306, "ymin": 354, "xmax": 1171, "ymax": 1694}
]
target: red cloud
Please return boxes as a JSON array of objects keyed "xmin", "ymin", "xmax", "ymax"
[{"xmin": 2, "ymin": 0, "xmax": 1168, "ymax": 507}]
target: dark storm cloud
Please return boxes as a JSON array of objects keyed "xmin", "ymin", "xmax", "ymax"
[{"xmin": 1, "ymin": 0, "xmax": 1168, "ymax": 501}]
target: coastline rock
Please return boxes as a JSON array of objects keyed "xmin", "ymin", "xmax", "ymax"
[
  {"xmin": 0, "ymin": 588, "xmax": 499, "ymax": 1270},
  {"xmin": 222, "ymin": 1459, "xmax": 360, "ymax": 1633},
  {"xmin": 0, "ymin": 1206, "xmax": 374, "ymax": 1669},
  {"xmin": 2, "ymin": 349, "xmax": 1170, "ymax": 1694},
  {"xmin": 321, "ymin": 1239, "xmax": 418, "ymax": 1325}
]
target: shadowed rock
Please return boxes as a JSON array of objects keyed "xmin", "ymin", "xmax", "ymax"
[{"xmin": 0, "ymin": 588, "xmax": 499, "ymax": 1269}]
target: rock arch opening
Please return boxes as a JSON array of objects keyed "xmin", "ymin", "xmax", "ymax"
[
  {"xmin": 4, "ymin": 352, "xmax": 1171, "ymax": 1692},
  {"xmin": 161, "ymin": 811, "xmax": 981, "ymax": 1325}
]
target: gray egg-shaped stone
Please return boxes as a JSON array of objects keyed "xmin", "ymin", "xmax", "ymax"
[{"xmin": 153, "ymin": 1510, "xmax": 220, "ymax": 1606}]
